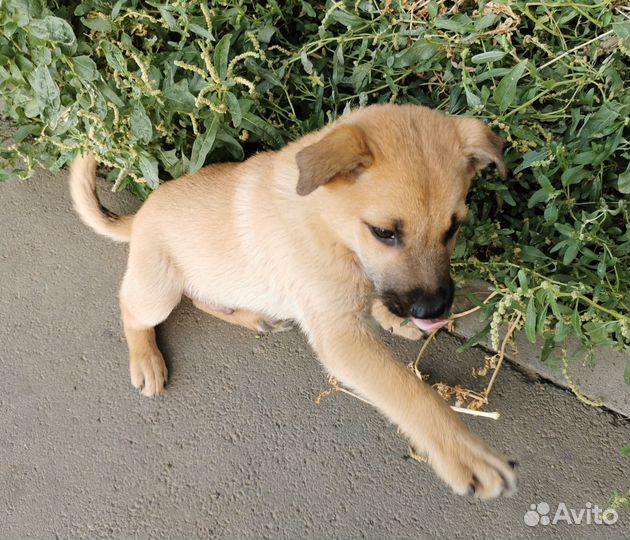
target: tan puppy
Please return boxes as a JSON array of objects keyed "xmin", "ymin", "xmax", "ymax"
[{"xmin": 70, "ymin": 104, "xmax": 516, "ymax": 498}]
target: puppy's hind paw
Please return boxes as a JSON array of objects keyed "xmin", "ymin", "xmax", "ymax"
[{"xmin": 256, "ymin": 318, "xmax": 294, "ymax": 334}]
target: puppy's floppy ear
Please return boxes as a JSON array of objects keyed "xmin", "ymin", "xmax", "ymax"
[
  {"xmin": 456, "ymin": 117, "xmax": 507, "ymax": 179},
  {"xmin": 295, "ymin": 125, "xmax": 374, "ymax": 196}
]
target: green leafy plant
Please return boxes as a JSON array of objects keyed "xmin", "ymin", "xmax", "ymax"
[{"xmin": 1, "ymin": 0, "xmax": 628, "ymax": 387}]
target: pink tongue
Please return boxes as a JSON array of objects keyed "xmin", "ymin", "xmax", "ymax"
[{"xmin": 412, "ymin": 318, "xmax": 449, "ymax": 332}]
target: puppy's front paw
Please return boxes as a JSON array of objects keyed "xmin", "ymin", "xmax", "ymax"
[
  {"xmin": 430, "ymin": 431, "xmax": 517, "ymax": 499},
  {"xmin": 371, "ymin": 300, "xmax": 422, "ymax": 341},
  {"xmin": 129, "ymin": 351, "xmax": 168, "ymax": 397}
]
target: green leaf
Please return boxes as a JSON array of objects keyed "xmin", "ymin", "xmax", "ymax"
[
  {"xmin": 24, "ymin": 98, "xmax": 40, "ymax": 118},
  {"xmin": 94, "ymin": 81, "xmax": 124, "ymax": 107},
  {"xmin": 332, "ymin": 43, "xmax": 344, "ymax": 85},
  {"xmin": 394, "ymin": 41, "xmax": 440, "ymax": 68},
  {"xmin": 471, "ymin": 51, "xmax": 506, "ymax": 64},
  {"xmin": 7, "ymin": 0, "xmax": 31, "ymax": 26},
  {"xmin": 189, "ymin": 24, "xmax": 214, "ymax": 40},
  {"xmin": 618, "ymin": 163, "xmax": 630, "ymax": 194},
  {"xmin": 301, "ymin": 1, "xmax": 316, "ymax": 18},
  {"xmin": 328, "ymin": 9, "xmax": 366, "ymax": 30},
  {"xmin": 544, "ymin": 204, "xmax": 558, "ymax": 223},
  {"xmin": 100, "ymin": 41, "xmax": 127, "ymax": 72},
  {"xmin": 540, "ymin": 337, "xmax": 555, "ymax": 362},
  {"xmin": 130, "ymin": 104, "xmax": 153, "ymax": 143},
  {"xmin": 163, "ymin": 79, "xmax": 196, "ymax": 113},
  {"xmin": 138, "ymin": 154, "xmax": 160, "ymax": 189},
  {"xmin": 111, "ymin": 0, "xmax": 124, "ymax": 18},
  {"xmin": 475, "ymin": 14, "xmax": 498, "ymax": 31},
  {"xmin": 464, "ymin": 87, "xmax": 482, "ymax": 108},
  {"xmin": 520, "ymin": 245, "xmax": 550, "ymax": 263},
  {"xmin": 352, "ymin": 63, "xmax": 371, "ymax": 92},
  {"xmin": 14, "ymin": 124, "xmax": 39, "ymax": 142},
  {"xmin": 434, "ymin": 15, "xmax": 473, "ymax": 32},
  {"xmin": 158, "ymin": 7, "xmax": 178, "ymax": 30},
  {"xmin": 29, "ymin": 16, "xmax": 76, "ymax": 45},
  {"xmin": 584, "ymin": 321, "xmax": 613, "ymax": 347},
  {"xmin": 560, "ymin": 165, "xmax": 588, "ymax": 186},
  {"xmin": 257, "ymin": 25, "xmax": 276, "ymax": 43},
  {"xmin": 552, "ymin": 320, "xmax": 571, "ymax": 344},
  {"xmin": 535, "ymin": 301, "xmax": 548, "ymax": 337},
  {"xmin": 241, "ymin": 113, "xmax": 284, "ymax": 147},
  {"xmin": 300, "ymin": 51, "xmax": 313, "ymax": 75},
  {"xmin": 563, "ymin": 242, "xmax": 580, "ymax": 265},
  {"xmin": 457, "ymin": 322, "xmax": 491, "ymax": 352},
  {"xmin": 216, "ymin": 132, "xmax": 244, "ymax": 161},
  {"xmin": 525, "ymin": 297, "xmax": 537, "ymax": 343},
  {"xmin": 71, "ymin": 56, "xmax": 98, "ymax": 81},
  {"xmin": 514, "ymin": 150, "xmax": 548, "ymax": 174},
  {"xmin": 81, "ymin": 16, "xmax": 112, "ymax": 33},
  {"xmin": 189, "ymin": 117, "xmax": 219, "ymax": 174},
  {"xmin": 580, "ymin": 103, "xmax": 621, "ymax": 139},
  {"xmin": 474, "ymin": 67, "xmax": 511, "ymax": 83},
  {"xmin": 214, "ymin": 35, "xmax": 231, "ymax": 81},
  {"xmin": 571, "ymin": 307, "xmax": 583, "ymax": 339},
  {"xmin": 28, "ymin": 64, "xmax": 59, "ymax": 116},
  {"xmin": 517, "ymin": 269, "xmax": 528, "ymax": 293},
  {"xmin": 494, "ymin": 61, "xmax": 528, "ymax": 111},
  {"xmin": 527, "ymin": 188, "xmax": 549, "ymax": 208},
  {"xmin": 226, "ymin": 93, "xmax": 242, "ymax": 128},
  {"xmin": 156, "ymin": 148, "xmax": 179, "ymax": 169},
  {"xmin": 554, "ymin": 223, "xmax": 574, "ymax": 237},
  {"xmin": 613, "ymin": 20, "xmax": 630, "ymax": 40}
]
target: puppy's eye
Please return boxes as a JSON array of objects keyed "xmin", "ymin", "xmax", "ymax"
[{"xmin": 369, "ymin": 225, "xmax": 397, "ymax": 245}]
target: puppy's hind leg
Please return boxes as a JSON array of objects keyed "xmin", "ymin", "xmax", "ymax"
[
  {"xmin": 192, "ymin": 300, "xmax": 293, "ymax": 334},
  {"xmin": 120, "ymin": 245, "xmax": 183, "ymax": 397}
]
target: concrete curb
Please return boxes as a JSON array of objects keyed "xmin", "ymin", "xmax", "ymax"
[{"xmin": 451, "ymin": 280, "xmax": 629, "ymax": 418}]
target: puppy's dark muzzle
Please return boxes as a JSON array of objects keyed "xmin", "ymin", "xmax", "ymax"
[
  {"xmin": 409, "ymin": 279, "xmax": 454, "ymax": 319},
  {"xmin": 382, "ymin": 278, "xmax": 455, "ymax": 320}
]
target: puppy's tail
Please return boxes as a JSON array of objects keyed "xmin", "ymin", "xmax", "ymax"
[{"xmin": 69, "ymin": 154, "xmax": 133, "ymax": 242}]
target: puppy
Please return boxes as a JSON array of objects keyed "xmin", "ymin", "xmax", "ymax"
[{"xmin": 70, "ymin": 104, "xmax": 516, "ymax": 498}]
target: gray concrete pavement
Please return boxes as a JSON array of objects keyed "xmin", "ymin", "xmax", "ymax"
[{"xmin": 0, "ymin": 169, "xmax": 628, "ymax": 540}]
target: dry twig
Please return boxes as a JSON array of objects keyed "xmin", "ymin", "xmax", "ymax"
[{"xmin": 317, "ymin": 291, "xmax": 522, "ymax": 427}]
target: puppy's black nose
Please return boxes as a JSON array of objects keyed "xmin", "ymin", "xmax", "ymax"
[
  {"xmin": 409, "ymin": 280, "xmax": 454, "ymax": 319},
  {"xmin": 410, "ymin": 299, "xmax": 449, "ymax": 320}
]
